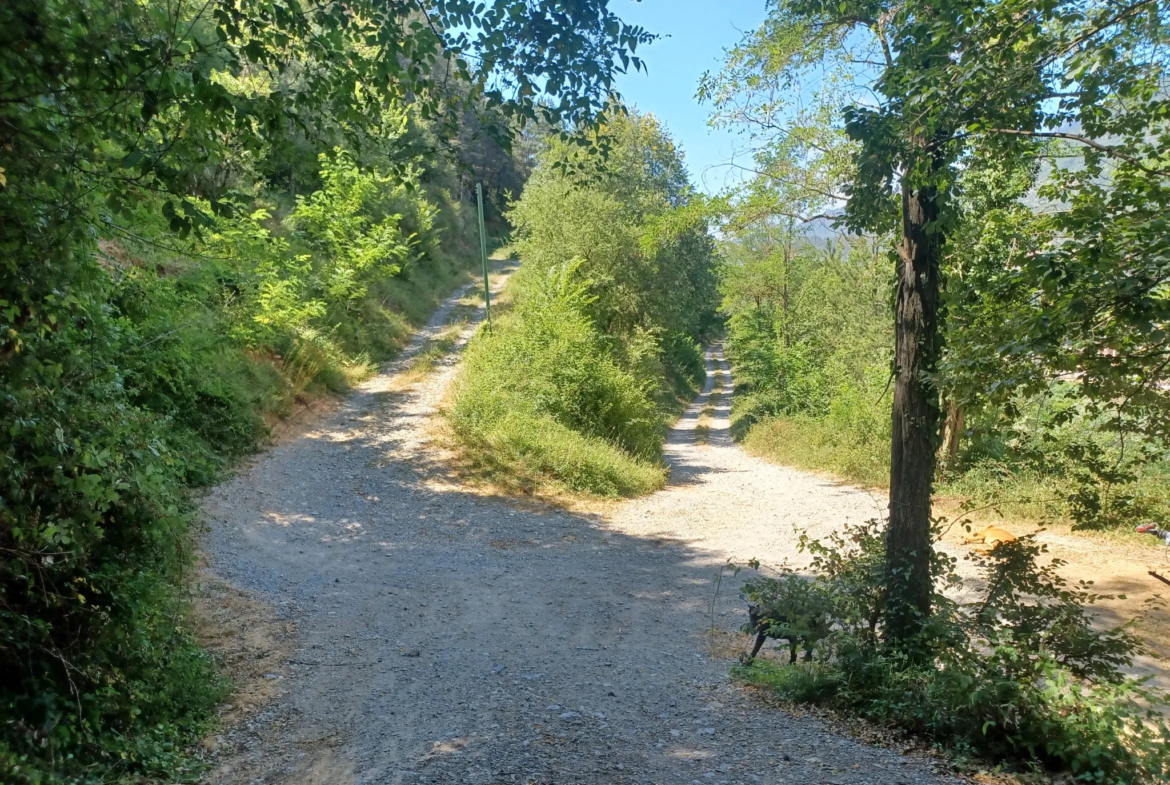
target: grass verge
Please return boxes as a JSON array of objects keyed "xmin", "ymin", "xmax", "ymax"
[
  {"xmin": 695, "ymin": 402, "xmax": 716, "ymax": 445},
  {"xmin": 396, "ymin": 321, "xmax": 469, "ymax": 386},
  {"xmin": 443, "ymin": 264, "xmax": 690, "ymax": 501},
  {"xmin": 741, "ymin": 415, "xmax": 890, "ymax": 488},
  {"xmin": 741, "ymin": 414, "xmax": 1170, "ymax": 545},
  {"xmin": 445, "ymin": 411, "xmax": 668, "ymax": 498}
]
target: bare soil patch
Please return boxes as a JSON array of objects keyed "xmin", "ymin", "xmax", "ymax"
[{"xmin": 190, "ymin": 568, "xmax": 294, "ymax": 736}]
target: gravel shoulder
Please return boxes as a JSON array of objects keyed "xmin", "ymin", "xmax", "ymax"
[{"xmin": 200, "ymin": 295, "xmax": 961, "ymax": 784}]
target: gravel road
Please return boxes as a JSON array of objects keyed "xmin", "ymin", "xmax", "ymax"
[{"xmin": 201, "ymin": 277, "xmax": 958, "ymax": 785}]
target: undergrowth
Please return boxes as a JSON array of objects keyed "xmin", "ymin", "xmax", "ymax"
[
  {"xmin": 1, "ymin": 151, "xmax": 484, "ymax": 783},
  {"xmin": 695, "ymin": 368, "xmax": 725, "ymax": 445},
  {"xmin": 741, "ymin": 413, "xmax": 890, "ymax": 488},
  {"xmin": 734, "ymin": 521, "xmax": 1170, "ymax": 783},
  {"xmin": 695, "ymin": 395, "xmax": 718, "ymax": 445}
]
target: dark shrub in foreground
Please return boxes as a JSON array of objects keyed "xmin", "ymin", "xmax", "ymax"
[{"xmin": 737, "ymin": 522, "xmax": 1170, "ymax": 783}]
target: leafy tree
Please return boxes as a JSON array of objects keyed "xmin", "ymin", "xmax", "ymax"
[
  {"xmin": 1, "ymin": 0, "xmax": 652, "ymax": 375},
  {"xmin": 510, "ymin": 110, "xmax": 719, "ymax": 345},
  {"xmin": 720, "ymin": 231, "xmax": 891, "ymax": 442},
  {"xmin": 449, "ymin": 109, "xmax": 720, "ymax": 499},
  {"xmin": 704, "ymin": 0, "xmax": 1168, "ymax": 641}
]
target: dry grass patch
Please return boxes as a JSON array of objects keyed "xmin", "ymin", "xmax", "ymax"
[
  {"xmin": 694, "ymin": 403, "xmax": 716, "ymax": 444},
  {"xmin": 704, "ymin": 626, "xmax": 752, "ymax": 659},
  {"xmin": 392, "ymin": 321, "xmax": 467, "ymax": 387},
  {"xmin": 190, "ymin": 568, "xmax": 294, "ymax": 731},
  {"xmin": 694, "ymin": 379, "xmax": 722, "ymax": 445}
]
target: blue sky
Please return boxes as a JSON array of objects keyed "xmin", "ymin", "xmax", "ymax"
[{"xmin": 610, "ymin": 0, "xmax": 768, "ymax": 195}]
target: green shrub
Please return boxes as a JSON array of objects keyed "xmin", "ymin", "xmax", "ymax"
[
  {"xmin": 740, "ymin": 573, "xmax": 833, "ymax": 662},
  {"xmin": 941, "ymin": 384, "xmax": 1170, "ymax": 530},
  {"xmin": 739, "ymin": 365, "xmax": 893, "ymax": 489},
  {"xmin": 735, "ymin": 521, "xmax": 1170, "ymax": 782},
  {"xmin": 448, "ymin": 109, "xmax": 717, "ymax": 497},
  {"xmin": 450, "ymin": 263, "xmax": 668, "ymax": 496},
  {"xmin": 722, "ymin": 234, "xmax": 901, "ymax": 486},
  {"xmin": 510, "ymin": 113, "xmax": 718, "ymax": 346},
  {"xmin": 0, "ymin": 369, "xmax": 227, "ymax": 783},
  {"xmin": 663, "ymin": 331, "xmax": 707, "ymax": 396}
]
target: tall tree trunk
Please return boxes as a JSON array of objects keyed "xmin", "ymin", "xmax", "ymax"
[
  {"xmin": 288, "ymin": 117, "xmax": 296, "ymax": 198},
  {"xmin": 782, "ymin": 236, "xmax": 793, "ymax": 347},
  {"xmin": 781, "ymin": 267, "xmax": 790, "ymax": 348},
  {"xmin": 937, "ymin": 399, "xmax": 964, "ymax": 478},
  {"xmin": 885, "ymin": 172, "xmax": 943, "ymax": 643}
]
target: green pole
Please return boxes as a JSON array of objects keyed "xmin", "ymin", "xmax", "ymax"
[{"xmin": 476, "ymin": 182, "xmax": 492, "ymax": 332}]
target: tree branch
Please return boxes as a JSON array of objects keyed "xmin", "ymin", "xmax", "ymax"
[{"xmin": 984, "ymin": 128, "xmax": 1169, "ymax": 178}]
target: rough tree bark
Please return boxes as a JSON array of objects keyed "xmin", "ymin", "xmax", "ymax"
[
  {"xmin": 937, "ymin": 399, "xmax": 964, "ymax": 478},
  {"xmin": 885, "ymin": 168, "xmax": 943, "ymax": 643}
]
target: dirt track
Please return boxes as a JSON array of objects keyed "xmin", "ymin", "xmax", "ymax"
[{"xmin": 200, "ymin": 278, "xmax": 961, "ymax": 784}]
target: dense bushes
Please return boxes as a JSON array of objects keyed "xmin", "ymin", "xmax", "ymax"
[
  {"xmin": 0, "ymin": 108, "xmax": 491, "ymax": 785},
  {"xmin": 0, "ymin": 148, "xmax": 480, "ymax": 780},
  {"xmin": 1, "ymin": 355, "xmax": 226, "ymax": 783},
  {"xmin": 448, "ymin": 111, "xmax": 718, "ymax": 496},
  {"xmin": 938, "ymin": 384, "xmax": 1170, "ymax": 529},
  {"xmin": 449, "ymin": 264, "xmax": 668, "ymax": 496},
  {"xmin": 723, "ymin": 234, "xmax": 890, "ymax": 429},
  {"xmin": 737, "ymin": 522, "xmax": 1170, "ymax": 782}
]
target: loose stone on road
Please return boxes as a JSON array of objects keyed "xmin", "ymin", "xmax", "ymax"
[{"xmin": 201, "ymin": 279, "xmax": 957, "ymax": 785}]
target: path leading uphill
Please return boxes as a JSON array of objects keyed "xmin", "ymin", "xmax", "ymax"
[
  {"xmin": 607, "ymin": 350, "xmax": 887, "ymax": 573},
  {"xmin": 200, "ymin": 285, "xmax": 957, "ymax": 784}
]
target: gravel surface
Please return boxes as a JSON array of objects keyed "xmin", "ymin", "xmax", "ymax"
[
  {"xmin": 608, "ymin": 351, "xmax": 888, "ymax": 573},
  {"xmin": 201, "ymin": 281, "xmax": 960, "ymax": 785}
]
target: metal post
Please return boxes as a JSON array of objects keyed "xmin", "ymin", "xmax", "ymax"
[{"xmin": 476, "ymin": 182, "xmax": 492, "ymax": 332}]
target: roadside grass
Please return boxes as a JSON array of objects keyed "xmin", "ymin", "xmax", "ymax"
[
  {"xmin": 259, "ymin": 263, "xmax": 475, "ymax": 420},
  {"xmin": 444, "ymin": 412, "xmax": 668, "ymax": 498},
  {"xmin": 694, "ymin": 370, "xmax": 726, "ymax": 445},
  {"xmin": 742, "ymin": 415, "xmax": 890, "ymax": 489},
  {"xmin": 695, "ymin": 403, "xmax": 716, "ymax": 445},
  {"xmin": 396, "ymin": 321, "xmax": 468, "ymax": 386},
  {"xmin": 443, "ymin": 264, "xmax": 680, "ymax": 501},
  {"xmin": 742, "ymin": 414, "xmax": 1170, "ymax": 547}
]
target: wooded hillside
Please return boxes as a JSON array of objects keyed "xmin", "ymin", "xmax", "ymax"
[{"xmin": 0, "ymin": 2, "xmax": 647, "ymax": 780}]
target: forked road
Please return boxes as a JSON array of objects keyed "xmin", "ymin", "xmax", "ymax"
[{"xmin": 202, "ymin": 276, "xmax": 954, "ymax": 785}]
